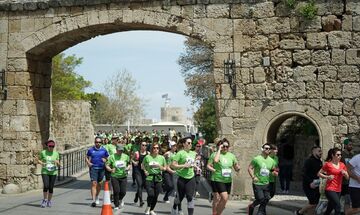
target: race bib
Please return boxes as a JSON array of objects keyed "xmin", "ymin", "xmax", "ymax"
[
  {"xmin": 222, "ymin": 168, "xmax": 232, "ymax": 177},
  {"xmin": 260, "ymin": 167, "xmax": 270, "ymax": 177},
  {"xmin": 186, "ymin": 157, "xmax": 194, "ymax": 165},
  {"xmin": 115, "ymin": 160, "xmax": 125, "ymax": 168},
  {"xmin": 46, "ymin": 164, "xmax": 56, "ymax": 171},
  {"xmin": 149, "ymin": 161, "xmax": 159, "ymax": 168}
]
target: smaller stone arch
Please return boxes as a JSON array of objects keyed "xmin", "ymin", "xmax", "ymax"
[{"xmin": 253, "ymin": 102, "xmax": 333, "ymax": 156}]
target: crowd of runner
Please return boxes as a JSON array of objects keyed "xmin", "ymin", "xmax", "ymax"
[{"xmin": 36, "ymin": 129, "xmax": 360, "ymax": 215}]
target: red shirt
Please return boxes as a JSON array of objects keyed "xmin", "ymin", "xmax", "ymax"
[{"xmin": 322, "ymin": 161, "xmax": 347, "ymax": 192}]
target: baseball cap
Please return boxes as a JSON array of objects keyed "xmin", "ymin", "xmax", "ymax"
[
  {"xmin": 116, "ymin": 144, "xmax": 124, "ymax": 151},
  {"xmin": 169, "ymin": 141, "xmax": 177, "ymax": 148},
  {"xmin": 46, "ymin": 140, "xmax": 55, "ymax": 147},
  {"xmin": 343, "ymin": 138, "xmax": 350, "ymax": 145}
]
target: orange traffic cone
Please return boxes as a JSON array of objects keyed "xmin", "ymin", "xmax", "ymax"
[{"xmin": 101, "ymin": 181, "xmax": 113, "ymax": 215}]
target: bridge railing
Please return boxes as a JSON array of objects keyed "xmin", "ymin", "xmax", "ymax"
[{"xmin": 57, "ymin": 144, "xmax": 92, "ymax": 182}]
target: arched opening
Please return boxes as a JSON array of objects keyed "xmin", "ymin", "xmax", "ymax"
[{"xmin": 267, "ymin": 114, "xmax": 320, "ymax": 193}]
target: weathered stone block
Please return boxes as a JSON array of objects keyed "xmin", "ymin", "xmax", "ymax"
[
  {"xmin": 320, "ymin": 99, "xmax": 330, "ymax": 115},
  {"xmin": 306, "ymin": 82, "xmax": 323, "ymax": 99},
  {"xmin": 241, "ymin": 51, "xmax": 262, "ymax": 68},
  {"xmin": 252, "ymin": 2, "xmax": 274, "ymax": 18},
  {"xmin": 338, "ymin": 66, "xmax": 359, "ymax": 82},
  {"xmin": 325, "ymin": 82, "xmax": 342, "ymax": 99},
  {"xmin": 230, "ymin": 4, "xmax": 252, "ymax": 18},
  {"xmin": 245, "ymin": 84, "xmax": 266, "ymax": 99},
  {"xmin": 353, "ymin": 16, "xmax": 360, "ymax": 31},
  {"xmin": 318, "ymin": 65, "xmax": 337, "ymax": 82},
  {"xmin": 290, "ymin": 16, "xmax": 322, "ymax": 32},
  {"xmin": 322, "ymin": 15, "xmax": 341, "ymax": 32},
  {"xmin": 251, "ymin": 35, "xmax": 268, "ymax": 51},
  {"xmin": 287, "ymin": 82, "xmax": 306, "ymax": 99},
  {"xmin": 0, "ymin": 151, "xmax": 16, "ymax": 164},
  {"xmin": 293, "ymin": 50, "xmax": 311, "ymax": 65},
  {"xmin": 342, "ymin": 15, "xmax": 352, "ymax": 31},
  {"xmin": 293, "ymin": 66, "xmax": 316, "ymax": 82},
  {"xmin": 274, "ymin": 66, "xmax": 292, "ymax": 82},
  {"xmin": 316, "ymin": 0, "xmax": 344, "ymax": 15},
  {"xmin": 311, "ymin": 50, "xmax": 331, "ymax": 65},
  {"xmin": 280, "ymin": 37, "xmax": 305, "ymax": 49},
  {"xmin": 343, "ymin": 99, "xmax": 354, "ymax": 116},
  {"xmin": 330, "ymin": 100, "xmax": 343, "ymax": 115},
  {"xmin": 240, "ymin": 68, "xmax": 250, "ymax": 84},
  {"xmin": 268, "ymin": 34, "xmax": 279, "ymax": 50},
  {"xmin": 233, "ymin": 118, "xmax": 257, "ymax": 129},
  {"xmin": 219, "ymin": 117, "xmax": 233, "ymax": 135},
  {"xmin": 253, "ymin": 67, "xmax": 265, "ymax": 83},
  {"xmin": 0, "ymin": 164, "xmax": 6, "ymax": 179},
  {"xmin": 217, "ymin": 99, "xmax": 240, "ymax": 117},
  {"xmin": 244, "ymin": 106, "xmax": 262, "ymax": 119},
  {"xmin": 346, "ymin": 1, "xmax": 360, "ymax": 15},
  {"xmin": 328, "ymin": 31, "xmax": 351, "ymax": 48},
  {"xmin": 206, "ymin": 4, "xmax": 229, "ymax": 18},
  {"xmin": 354, "ymin": 99, "xmax": 360, "ymax": 115},
  {"xmin": 234, "ymin": 34, "xmax": 251, "ymax": 52},
  {"xmin": 7, "ymin": 165, "xmax": 29, "ymax": 177},
  {"xmin": 233, "ymin": 19, "xmax": 257, "ymax": 35},
  {"xmin": 346, "ymin": 49, "xmax": 360, "ymax": 64},
  {"xmin": 270, "ymin": 49, "xmax": 292, "ymax": 66},
  {"xmin": 258, "ymin": 17, "xmax": 290, "ymax": 34},
  {"xmin": 331, "ymin": 49, "xmax": 346, "ymax": 65},
  {"xmin": 306, "ymin": 32, "xmax": 327, "ymax": 49},
  {"xmin": 343, "ymin": 83, "xmax": 360, "ymax": 98}
]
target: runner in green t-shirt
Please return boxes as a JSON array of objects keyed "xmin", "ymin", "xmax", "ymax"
[
  {"xmin": 163, "ymin": 141, "xmax": 177, "ymax": 203},
  {"xmin": 171, "ymin": 137, "xmax": 197, "ymax": 215},
  {"xmin": 142, "ymin": 143, "xmax": 166, "ymax": 215},
  {"xmin": 269, "ymin": 144, "xmax": 279, "ymax": 199},
  {"xmin": 37, "ymin": 140, "xmax": 60, "ymax": 208},
  {"xmin": 207, "ymin": 138, "xmax": 240, "ymax": 215},
  {"xmin": 105, "ymin": 144, "xmax": 131, "ymax": 211},
  {"xmin": 247, "ymin": 143, "xmax": 278, "ymax": 215},
  {"xmin": 104, "ymin": 136, "xmax": 118, "ymax": 182}
]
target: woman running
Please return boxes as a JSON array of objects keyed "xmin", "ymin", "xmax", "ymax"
[
  {"xmin": 105, "ymin": 144, "xmax": 131, "ymax": 212},
  {"xmin": 207, "ymin": 138, "xmax": 240, "ymax": 215},
  {"xmin": 163, "ymin": 141, "xmax": 177, "ymax": 203},
  {"xmin": 318, "ymin": 148, "xmax": 349, "ymax": 215},
  {"xmin": 142, "ymin": 143, "xmax": 166, "ymax": 215},
  {"xmin": 132, "ymin": 141, "xmax": 149, "ymax": 207},
  {"xmin": 37, "ymin": 140, "xmax": 60, "ymax": 208},
  {"xmin": 171, "ymin": 137, "xmax": 197, "ymax": 215}
]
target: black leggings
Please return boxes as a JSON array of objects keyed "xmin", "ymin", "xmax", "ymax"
[
  {"xmin": 163, "ymin": 172, "xmax": 174, "ymax": 200},
  {"xmin": 111, "ymin": 177, "xmax": 127, "ymax": 207},
  {"xmin": 42, "ymin": 174, "xmax": 56, "ymax": 194},
  {"xmin": 177, "ymin": 176, "xmax": 195, "ymax": 215},
  {"xmin": 324, "ymin": 191, "xmax": 341, "ymax": 215},
  {"xmin": 145, "ymin": 181, "xmax": 162, "ymax": 210},
  {"xmin": 134, "ymin": 168, "xmax": 146, "ymax": 203}
]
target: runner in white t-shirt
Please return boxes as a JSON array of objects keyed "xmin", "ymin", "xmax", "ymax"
[{"xmin": 346, "ymin": 153, "xmax": 360, "ymax": 215}]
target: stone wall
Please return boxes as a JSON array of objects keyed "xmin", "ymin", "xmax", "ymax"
[
  {"xmin": 0, "ymin": 0, "xmax": 360, "ymax": 196},
  {"xmin": 51, "ymin": 100, "xmax": 94, "ymax": 151}
]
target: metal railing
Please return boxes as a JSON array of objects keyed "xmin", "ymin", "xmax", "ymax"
[{"xmin": 57, "ymin": 144, "xmax": 92, "ymax": 181}]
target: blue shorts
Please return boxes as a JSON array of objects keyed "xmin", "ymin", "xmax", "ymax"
[{"xmin": 90, "ymin": 168, "xmax": 105, "ymax": 183}]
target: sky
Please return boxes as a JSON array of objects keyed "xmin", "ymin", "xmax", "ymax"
[{"xmin": 64, "ymin": 31, "xmax": 194, "ymax": 121}]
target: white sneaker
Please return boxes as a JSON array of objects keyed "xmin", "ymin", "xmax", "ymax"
[
  {"xmin": 95, "ymin": 196, "xmax": 100, "ymax": 205},
  {"xmin": 120, "ymin": 201, "xmax": 124, "ymax": 208},
  {"xmin": 150, "ymin": 211, "xmax": 157, "ymax": 215},
  {"xmin": 195, "ymin": 191, "xmax": 200, "ymax": 198},
  {"xmin": 114, "ymin": 207, "xmax": 119, "ymax": 210},
  {"xmin": 164, "ymin": 200, "xmax": 170, "ymax": 203},
  {"xmin": 145, "ymin": 207, "xmax": 150, "ymax": 215},
  {"xmin": 171, "ymin": 208, "xmax": 177, "ymax": 215},
  {"xmin": 178, "ymin": 210, "xmax": 184, "ymax": 215}
]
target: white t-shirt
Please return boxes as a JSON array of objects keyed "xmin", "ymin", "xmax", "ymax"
[{"xmin": 349, "ymin": 154, "xmax": 360, "ymax": 188}]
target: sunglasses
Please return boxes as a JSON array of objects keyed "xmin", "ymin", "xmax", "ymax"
[
  {"xmin": 95, "ymin": 142, "xmax": 102, "ymax": 143},
  {"xmin": 153, "ymin": 147, "xmax": 159, "ymax": 149},
  {"xmin": 263, "ymin": 147, "xmax": 271, "ymax": 150},
  {"xmin": 195, "ymin": 145, "xmax": 201, "ymax": 148},
  {"xmin": 336, "ymin": 153, "xmax": 342, "ymax": 156},
  {"xmin": 48, "ymin": 145, "xmax": 55, "ymax": 148},
  {"xmin": 142, "ymin": 144, "xmax": 147, "ymax": 146},
  {"xmin": 222, "ymin": 145, "xmax": 229, "ymax": 148},
  {"xmin": 186, "ymin": 141, "xmax": 192, "ymax": 144}
]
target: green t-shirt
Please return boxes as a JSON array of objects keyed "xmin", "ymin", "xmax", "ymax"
[
  {"xmin": 106, "ymin": 153, "xmax": 130, "ymax": 178},
  {"xmin": 124, "ymin": 143, "xmax": 133, "ymax": 156},
  {"xmin": 173, "ymin": 150, "xmax": 196, "ymax": 179},
  {"xmin": 104, "ymin": 144, "xmax": 116, "ymax": 156},
  {"xmin": 40, "ymin": 150, "xmax": 60, "ymax": 175},
  {"xmin": 269, "ymin": 155, "xmax": 279, "ymax": 183},
  {"xmin": 143, "ymin": 154, "xmax": 166, "ymax": 182},
  {"xmin": 251, "ymin": 155, "xmax": 275, "ymax": 185},
  {"xmin": 208, "ymin": 152, "xmax": 238, "ymax": 183}
]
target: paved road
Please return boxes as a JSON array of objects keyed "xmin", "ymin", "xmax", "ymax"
[{"xmin": 0, "ymin": 174, "xmax": 294, "ymax": 215}]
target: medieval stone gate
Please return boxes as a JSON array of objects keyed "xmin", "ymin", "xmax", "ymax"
[{"xmin": 0, "ymin": 0, "xmax": 359, "ymax": 196}]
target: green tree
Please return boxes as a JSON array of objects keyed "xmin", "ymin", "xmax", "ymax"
[
  {"xmin": 194, "ymin": 97, "xmax": 217, "ymax": 143},
  {"xmin": 178, "ymin": 38, "xmax": 214, "ymax": 104},
  {"xmin": 52, "ymin": 53, "xmax": 91, "ymax": 101}
]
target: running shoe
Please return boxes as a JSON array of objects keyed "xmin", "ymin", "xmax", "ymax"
[
  {"xmin": 120, "ymin": 201, "xmax": 124, "ymax": 208},
  {"xmin": 195, "ymin": 191, "xmax": 200, "ymax": 198},
  {"xmin": 91, "ymin": 202, "xmax": 96, "ymax": 207},
  {"xmin": 208, "ymin": 192, "xmax": 213, "ymax": 203},
  {"xmin": 145, "ymin": 207, "xmax": 150, "ymax": 215},
  {"xmin": 114, "ymin": 207, "xmax": 119, "ymax": 211},
  {"xmin": 150, "ymin": 211, "xmax": 157, "ymax": 215},
  {"xmin": 40, "ymin": 199, "xmax": 47, "ymax": 208},
  {"xmin": 46, "ymin": 200, "xmax": 52, "ymax": 207},
  {"xmin": 95, "ymin": 196, "xmax": 100, "ymax": 205},
  {"xmin": 140, "ymin": 201, "xmax": 145, "ymax": 207},
  {"xmin": 178, "ymin": 210, "xmax": 184, "ymax": 215}
]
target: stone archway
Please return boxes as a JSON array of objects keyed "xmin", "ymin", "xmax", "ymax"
[{"xmin": 254, "ymin": 102, "xmax": 333, "ymax": 155}]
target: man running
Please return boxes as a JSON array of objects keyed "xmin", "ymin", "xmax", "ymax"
[
  {"xmin": 247, "ymin": 143, "xmax": 277, "ymax": 215},
  {"xmin": 346, "ymin": 153, "xmax": 360, "ymax": 215},
  {"xmin": 86, "ymin": 137, "xmax": 109, "ymax": 207}
]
